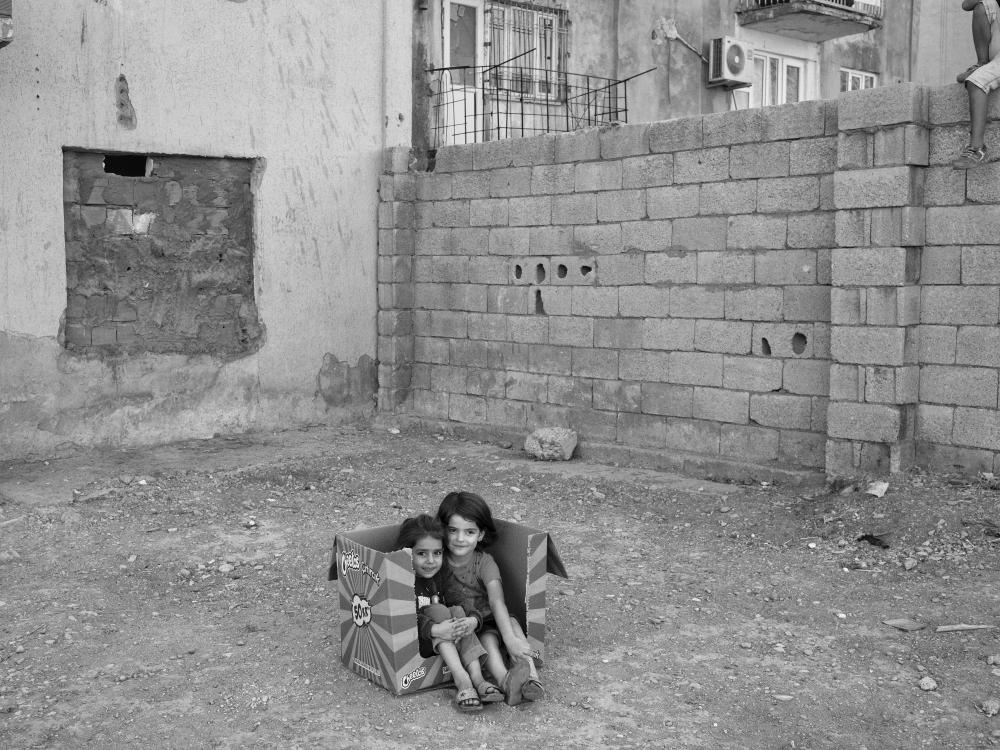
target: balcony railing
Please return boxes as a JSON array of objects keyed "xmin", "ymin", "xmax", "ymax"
[
  {"xmin": 427, "ymin": 63, "xmax": 653, "ymax": 148},
  {"xmin": 736, "ymin": 0, "xmax": 883, "ymax": 42}
]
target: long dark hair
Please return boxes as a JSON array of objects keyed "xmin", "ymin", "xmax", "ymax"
[
  {"xmin": 395, "ymin": 514, "xmax": 445, "ymax": 549},
  {"xmin": 436, "ymin": 491, "xmax": 497, "ymax": 547}
]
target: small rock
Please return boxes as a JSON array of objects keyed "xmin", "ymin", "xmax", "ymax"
[
  {"xmin": 178, "ymin": 568, "xmax": 191, "ymax": 578},
  {"xmin": 903, "ymin": 558, "xmax": 918, "ymax": 571},
  {"xmin": 987, "ymin": 654, "xmax": 1000, "ymax": 666},
  {"xmin": 0, "ymin": 550, "xmax": 20, "ymax": 563},
  {"xmin": 218, "ymin": 563, "xmax": 235, "ymax": 574},
  {"xmin": 773, "ymin": 694, "xmax": 794, "ymax": 702},
  {"xmin": 918, "ymin": 676, "xmax": 938, "ymax": 691},
  {"xmin": 499, "ymin": 441, "xmax": 513, "ymax": 450},
  {"xmin": 524, "ymin": 427, "xmax": 577, "ymax": 461},
  {"xmin": 14, "ymin": 645, "xmax": 24, "ymax": 654},
  {"xmin": 981, "ymin": 698, "xmax": 1000, "ymax": 717}
]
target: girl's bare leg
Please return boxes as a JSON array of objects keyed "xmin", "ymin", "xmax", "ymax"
[
  {"xmin": 480, "ymin": 631, "xmax": 508, "ymax": 686},
  {"xmin": 974, "ymin": 2, "xmax": 991, "ymax": 64},
  {"xmin": 438, "ymin": 642, "xmax": 474, "ymax": 693}
]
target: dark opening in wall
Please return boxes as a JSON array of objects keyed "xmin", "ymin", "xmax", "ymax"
[
  {"xmin": 534, "ymin": 289, "xmax": 545, "ymax": 315},
  {"xmin": 514, "ymin": 264, "xmax": 523, "ymax": 280},
  {"xmin": 103, "ymin": 153, "xmax": 148, "ymax": 177},
  {"xmin": 62, "ymin": 150, "xmax": 262, "ymax": 358},
  {"xmin": 761, "ymin": 338, "xmax": 772, "ymax": 356},
  {"xmin": 792, "ymin": 332, "xmax": 807, "ymax": 355},
  {"xmin": 557, "ymin": 264, "xmax": 567, "ymax": 279},
  {"xmin": 535, "ymin": 263, "xmax": 546, "ymax": 283}
]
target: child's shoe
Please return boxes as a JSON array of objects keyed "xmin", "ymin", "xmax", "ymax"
[
  {"xmin": 958, "ymin": 63, "xmax": 983, "ymax": 83},
  {"xmin": 953, "ymin": 145, "xmax": 989, "ymax": 169}
]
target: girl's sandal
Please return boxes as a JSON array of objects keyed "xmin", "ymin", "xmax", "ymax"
[
  {"xmin": 474, "ymin": 680, "xmax": 504, "ymax": 703},
  {"xmin": 454, "ymin": 688, "xmax": 483, "ymax": 713}
]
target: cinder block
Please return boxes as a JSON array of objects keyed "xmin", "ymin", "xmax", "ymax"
[
  {"xmin": 508, "ymin": 316, "xmax": 549, "ymax": 344},
  {"xmin": 919, "ymin": 324, "xmax": 957, "ymax": 364},
  {"xmin": 782, "ymin": 359, "xmax": 830, "ymax": 396},
  {"xmin": 600, "ymin": 123, "xmax": 650, "ymax": 159},
  {"xmin": 648, "ymin": 116, "xmax": 704, "ymax": 153},
  {"xmin": 787, "ymin": 212, "xmax": 835, "ymax": 248},
  {"xmin": 722, "ymin": 424, "xmax": 781, "ymax": 462},
  {"xmin": 598, "ymin": 190, "xmax": 646, "ymax": 222},
  {"xmin": 536, "ymin": 287, "xmax": 572, "ymax": 316},
  {"xmin": 957, "ymin": 325, "xmax": 1000, "ymax": 367},
  {"xmin": 861, "ymin": 365, "xmax": 918, "ymax": 404},
  {"xmin": 571, "ymin": 348, "xmax": 619, "ymax": 379},
  {"xmin": 623, "ymin": 154, "xmax": 674, "ymax": 188},
  {"xmin": 469, "ymin": 198, "xmax": 510, "ymax": 227},
  {"xmin": 546, "ymin": 376, "xmax": 593, "ymax": 408},
  {"xmin": 416, "ymin": 173, "xmax": 453, "ymax": 201},
  {"xmin": 830, "ymin": 326, "xmax": 906, "ymax": 365},
  {"xmin": 531, "ymin": 163, "xmax": 575, "ymax": 195},
  {"xmin": 548, "ymin": 316, "xmax": 593, "ymax": 347},
  {"xmin": 622, "ymin": 219, "xmax": 673, "ymax": 253},
  {"xmin": 430, "ymin": 364, "xmax": 468, "ymax": 393},
  {"xmin": 509, "ymin": 258, "xmax": 548, "ymax": 286},
  {"xmin": 552, "ymin": 193, "xmax": 596, "ymax": 225},
  {"xmin": 757, "ymin": 177, "xmax": 820, "ymax": 213},
  {"xmin": 488, "ymin": 227, "xmax": 530, "ymax": 255},
  {"xmin": 725, "ymin": 288, "xmax": 783, "ymax": 321},
  {"xmin": 645, "ymin": 250, "xmax": 696, "ymax": 283},
  {"xmin": 967, "ymin": 163, "xmax": 1000, "ymax": 203},
  {"xmin": 428, "ymin": 310, "xmax": 468, "ymax": 338},
  {"xmin": 693, "ymin": 387, "xmax": 749, "ymax": 423},
  {"xmin": 615, "ymin": 282, "xmax": 673, "ymax": 318},
  {"xmin": 509, "ymin": 196, "xmax": 552, "ymax": 227},
  {"xmin": 923, "ymin": 166, "xmax": 966, "ymax": 207},
  {"xmin": 467, "ymin": 313, "xmax": 508, "ymax": 341},
  {"xmin": 670, "ymin": 287, "xmax": 725, "ymax": 319},
  {"xmin": 703, "ymin": 108, "xmax": 764, "ymax": 146},
  {"xmin": 414, "ymin": 228, "xmax": 450, "ymax": 255},
  {"xmin": 524, "ymin": 227, "xmax": 570, "ymax": 258},
  {"xmin": 784, "ymin": 286, "xmax": 831, "ymax": 322},
  {"xmin": 962, "ymin": 246, "xmax": 1000, "ymax": 284},
  {"xmin": 730, "ymin": 141, "xmax": 790, "ymax": 179},
  {"xmin": 927, "ymin": 84, "xmax": 969, "ymax": 127},
  {"xmin": 722, "ymin": 356, "xmax": 783, "ymax": 392},
  {"xmin": 778, "ymin": 430, "xmax": 826, "ymax": 468},
  {"xmin": 594, "ymin": 379, "xmax": 642, "ymax": 413},
  {"xmin": 384, "ymin": 145, "xmax": 413, "ymax": 174},
  {"xmin": 473, "ymin": 140, "xmax": 513, "ymax": 170},
  {"xmin": 487, "ymin": 341, "xmax": 529, "ymax": 371},
  {"xmin": 647, "ymin": 185, "xmax": 700, "ymax": 219},
  {"xmin": 921, "ymin": 285, "xmax": 999, "ymax": 325},
  {"xmin": 755, "ymin": 250, "xmax": 817, "ymax": 285},
  {"xmin": 486, "ymin": 397, "xmax": 528, "ymax": 429},
  {"xmin": 640, "ymin": 382, "xmax": 693, "ymax": 417},
  {"xmin": 920, "ymin": 365, "xmax": 998, "ymax": 407},
  {"xmin": 837, "ymin": 132, "xmax": 873, "ymax": 170},
  {"xmin": 952, "ymin": 407, "xmax": 1000, "ymax": 450},
  {"xmin": 432, "ymin": 201, "xmax": 471, "ymax": 228},
  {"xmin": 617, "ymin": 413, "xmax": 667, "ymax": 449},
  {"xmin": 828, "ymin": 363, "xmax": 859, "ymax": 401},
  {"xmin": 452, "ymin": 171, "xmax": 492, "ymax": 199},
  {"xmin": 752, "ymin": 393, "xmax": 816, "ymax": 430},
  {"xmin": 789, "ymin": 137, "xmax": 837, "ymax": 176},
  {"xmin": 490, "ymin": 168, "xmax": 532, "ymax": 198},
  {"xmin": 727, "ymin": 214, "xmax": 786, "ymax": 250},
  {"xmin": 752, "ymin": 323, "xmax": 816, "ymax": 358},
  {"xmin": 927, "ymin": 205, "xmax": 1000, "ymax": 245},
  {"xmin": 573, "ymin": 224, "xmax": 622, "ymax": 255},
  {"xmin": 921, "ymin": 246, "xmax": 960, "ymax": 284},
  {"xmin": 833, "ymin": 167, "xmax": 922, "ymax": 209},
  {"xmin": 594, "ymin": 318, "xmax": 643, "ymax": 349},
  {"xmin": 596, "ymin": 254, "xmax": 644, "ymax": 285},
  {"xmin": 864, "ymin": 287, "xmax": 900, "ymax": 326},
  {"xmin": 698, "ymin": 251, "xmax": 754, "ymax": 284},
  {"xmin": 620, "ymin": 350, "xmax": 671, "ymax": 382},
  {"xmin": 831, "ymin": 247, "xmax": 916, "ymax": 287},
  {"xmin": 673, "ymin": 148, "xmax": 730, "ymax": 184},
  {"xmin": 670, "ymin": 351, "xmax": 724, "ymax": 386},
  {"xmin": 553, "ymin": 128, "xmax": 602, "ymax": 163},
  {"xmin": 435, "ymin": 145, "xmax": 474, "ymax": 173},
  {"xmin": 663, "ymin": 418, "xmax": 721, "ymax": 454},
  {"xmin": 700, "ymin": 180, "xmax": 757, "ymax": 216},
  {"xmin": 674, "ymin": 217, "xmax": 728, "ymax": 251},
  {"xmin": 917, "ymin": 404, "xmax": 954, "ymax": 444},
  {"xmin": 763, "ymin": 99, "xmax": 827, "ymax": 140},
  {"xmin": 527, "ymin": 344, "xmax": 572, "ymax": 375},
  {"xmin": 571, "ymin": 287, "xmax": 619, "ymax": 317},
  {"xmin": 468, "ymin": 256, "xmax": 508, "ymax": 285},
  {"xmin": 576, "ymin": 161, "xmax": 622, "ymax": 193},
  {"xmin": 642, "ymin": 317, "xmax": 694, "ymax": 350},
  {"xmin": 928, "ymin": 124, "xmax": 971, "ymax": 166},
  {"xmin": 838, "ymin": 82, "xmax": 928, "ymax": 131},
  {"xmin": 412, "ymin": 389, "xmax": 449, "ymax": 419},
  {"xmin": 510, "ymin": 134, "xmax": 556, "ymax": 167},
  {"xmin": 549, "ymin": 256, "xmax": 597, "ymax": 286},
  {"xmin": 694, "ymin": 320, "xmax": 752, "ymax": 354},
  {"xmin": 506, "ymin": 372, "xmax": 548, "ymax": 402},
  {"xmin": 451, "ymin": 339, "xmax": 489, "ymax": 369}
]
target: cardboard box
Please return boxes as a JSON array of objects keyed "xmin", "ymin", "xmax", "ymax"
[{"xmin": 327, "ymin": 519, "xmax": 567, "ymax": 695}]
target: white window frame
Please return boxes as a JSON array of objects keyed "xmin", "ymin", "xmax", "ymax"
[
  {"xmin": 487, "ymin": 2, "xmax": 568, "ymax": 101},
  {"xmin": 443, "ymin": 0, "xmax": 486, "ymax": 87},
  {"xmin": 730, "ymin": 28, "xmax": 818, "ymax": 111},
  {"xmin": 840, "ymin": 67, "xmax": 878, "ymax": 92}
]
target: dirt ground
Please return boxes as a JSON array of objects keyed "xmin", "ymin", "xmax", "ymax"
[{"xmin": 1, "ymin": 423, "xmax": 1000, "ymax": 750}]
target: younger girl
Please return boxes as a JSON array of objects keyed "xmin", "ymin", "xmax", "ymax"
[
  {"xmin": 436, "ymin": 491, "xmax": 543, "ymax": 706},
  {"xmin": 395, "ymin": 515, "xmax": 504, "ymax": 712}
]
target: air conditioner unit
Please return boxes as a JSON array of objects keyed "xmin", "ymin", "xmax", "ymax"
[
  {"xmin": 0, "ymin": 0, "xmax": 12, "ymax": 50},
  {"xmin": 708, "ymin": 36, "xmax": 753, "ymax": 89}
]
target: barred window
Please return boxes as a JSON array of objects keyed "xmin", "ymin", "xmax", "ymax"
[{"xmin": 487, "ymin": 2, "xmax": 568, "ymax": 99}]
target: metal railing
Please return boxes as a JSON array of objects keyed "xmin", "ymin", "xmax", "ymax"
[
  {"xmin": 736, "ymin": 0, "xmax": 883, "ymax": 18},
  {"xmin": 427, "ymin": 62, "xmax": 654, "ymax": 148}
]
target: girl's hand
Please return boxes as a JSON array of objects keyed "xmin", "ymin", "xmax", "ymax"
[
  {"xmin": 452, "ymin": 617, "xmax": 476, "ymax": 638},
  {"xmin": 506, "ymin": 636, "xmax": 533, "ymax": 660},
  {"xmin": 429, "ymin": 619, "xmax": 461, "ymax": 641}
]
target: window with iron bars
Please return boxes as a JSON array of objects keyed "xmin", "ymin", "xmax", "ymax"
[{"xmin": 487, "ymin": 1, "xmax": 569, "ymax": 101}]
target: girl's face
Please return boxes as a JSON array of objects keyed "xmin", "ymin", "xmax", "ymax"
[
  {"xmin": 444, "ymin": 513, "xmax": 485, "ymax": 561},
  {"xmin": 411, "ymin": 535, "xmax": 444, "ymax": 579}
]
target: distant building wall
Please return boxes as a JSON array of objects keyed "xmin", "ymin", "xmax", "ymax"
[
  {"xmin": 379, "ymin": 83, "xmax": 1000, "ymax": 480},
  {"xmin": 0, "ymin": 0, "xmax": 411, "ymax": 459}
]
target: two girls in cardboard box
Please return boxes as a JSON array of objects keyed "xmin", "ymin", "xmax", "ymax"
[{"xmin": 396, "ymin": 490, "xmax": 543, "ymax": 711}]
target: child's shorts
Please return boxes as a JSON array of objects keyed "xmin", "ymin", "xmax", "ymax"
[{"xmin": 968, "ymin": 0, "xmax": 1000, "ymax": 93}]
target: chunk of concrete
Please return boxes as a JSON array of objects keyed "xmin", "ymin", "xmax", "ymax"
[{"xmin": 524, "ymin": 427, "xmax": 578, "ymax": 461}]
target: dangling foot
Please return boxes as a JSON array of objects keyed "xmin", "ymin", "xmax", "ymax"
[
  {"xmin": 474, "ymin": 679, "xmax": 504, "ymax": 704},
  {"xmin": 501, "ymin": 659, "xmax": 531, "ymax": 706},
  {"xmin": 953, "ymin": 144, "xmax": 989, "ymax": 169}
]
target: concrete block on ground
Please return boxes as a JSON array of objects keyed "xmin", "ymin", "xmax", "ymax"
[{"xmin": 524, "ymin": 426, "xmax": 578, "ymax": 460}]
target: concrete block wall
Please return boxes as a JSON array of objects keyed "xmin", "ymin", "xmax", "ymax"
[{"xmin": 380, "ymin": 84, "xmax": 1000, "ymax": 479}]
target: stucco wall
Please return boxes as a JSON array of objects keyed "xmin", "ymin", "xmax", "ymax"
[
  {"xmin": 378, "ymin": 82, "xmax": 1000, "ymax": 480},
  {"xmin": 0, "ymin": 0, "xmax": 410, "ymax": 459}
]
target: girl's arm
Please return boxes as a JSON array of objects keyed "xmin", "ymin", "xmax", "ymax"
[
  {"xmin": 964, "ymin": 1, "xmax": 982, "ymax": 11},
  {"xmin": 485, "ymin": 579, "xmax": 533, "ymax": 659}
]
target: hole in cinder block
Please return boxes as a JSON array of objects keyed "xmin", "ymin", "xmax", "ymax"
[
  {"xmin": 580, "ymin": 265, "xmax": 593, "ymax": 277},
  {"xmin": 761, "ymin": 337, "xmax": 772, "ymax": 356},
  {"xmin": 535, "ymin": 289, "xmax": 545, "ymax": 315},
  {"xmin": 557, "ymin": 264, "xmax": 568, "ymax": 279},
  {"xmin": 791, "ymin": 332, "xmax": 807, "ymax": 355},
  {"xmin": 514, "ymin": 264, "xmax": 523, "ymax": 280},
  {"xmin": 103, "ymin": 154, "xmax": 147, "ymax": 177},
  {"xmin": 535, "ymin": 263, "xmax": 546, "ymax": 284}
]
